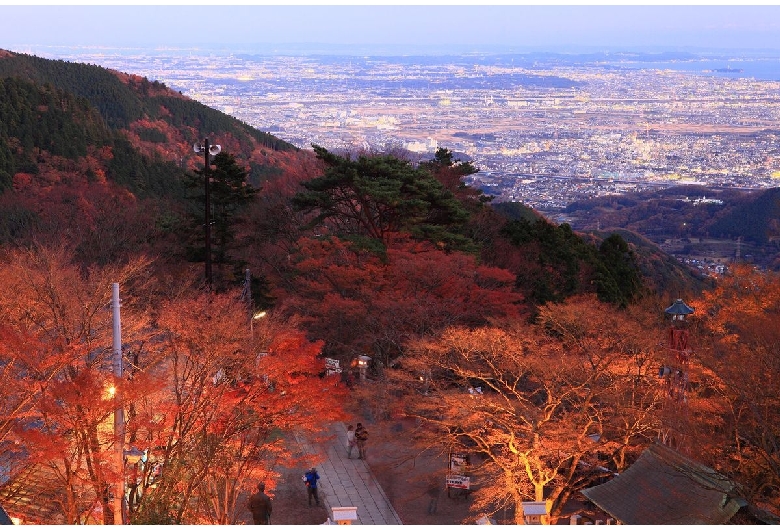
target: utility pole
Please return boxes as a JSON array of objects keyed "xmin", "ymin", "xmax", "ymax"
[{"xmin": 112, "ymin": 283, "xmax": 125, "ymax": 524}]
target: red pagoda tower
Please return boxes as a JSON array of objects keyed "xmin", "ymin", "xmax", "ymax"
[{"xmin": 658, "ymin": 298, "xmax": 694, "ymax": 450}]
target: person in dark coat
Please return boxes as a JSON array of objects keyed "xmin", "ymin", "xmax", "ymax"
[
  {"xmin": 304, "ymin": 467, "xmax": 321, "ymax": 506},
  {"xmin": 355, "ymin": 423, "xmax": 369, "ymax": 460},
  {"xmin": 247, "ymin": 482, "xmax": 272, "ymax": 524},
  {"xmin": 426, "ymin": 478, "xmax": 442, "ymax": 515}
]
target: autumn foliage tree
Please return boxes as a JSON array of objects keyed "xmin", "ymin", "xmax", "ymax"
[
  {"xmin": 282, "ymin": 233, "xmax": 523, "ymax": 370},
  {"xmin": 391, "ymin": 296, "xmax": 664, "ymax": 523},
  {"xmin": 125, "ymin": 292, "xmax": 346, "ymax": 524},
  {"xmin": 0, "ymin": 243, "xmax": 152, "ymax": 524},
  {"xmin": 691, "ymin": 265, "xmax": 780, "ymax": 512},
  {"xmin": 0, "ymin": 243, "xmax": 346, "ymax": 524}
]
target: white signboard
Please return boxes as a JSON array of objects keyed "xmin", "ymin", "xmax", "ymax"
[
  {"xmin": 331, "ymin": 506, "xmax": 357, "ymax": 522},
  {"xmin": 446, "ymin": 474, "xmax": 470, "ymax": 489},
  {"xmin": 325, "ymin": 358, "xmax": 342, "ymax": 375}
]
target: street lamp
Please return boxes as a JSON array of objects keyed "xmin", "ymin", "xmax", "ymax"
[
  {"xmin": 193, "ymin": 139, "xmax": 222, "ymax": 288},
  {"xmin": 419, "ymin": 369, "xmax": 431, "ymax": 395},
  {"xmin": 243, "ymin": 268, "xmax": 267, "ymax": 338},
  {"xmin": 251, "ymin": 310, "xmax": 267, "ymax": 338},
  {"xmin": 357, "ymin": 355, "xmax": 371, "ymax": 383}
]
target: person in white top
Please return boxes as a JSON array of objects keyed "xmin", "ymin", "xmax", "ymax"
[{"xmin": 346, "ymin": 424, "xmax": 357, "ymax": 458}]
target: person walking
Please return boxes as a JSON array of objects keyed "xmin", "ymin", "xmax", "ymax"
[
  {"xmin": 426, "ymin": 478, "xmax": 442, "ymax": 515},
  {"xmin": 346, "ymin": 424, "xmax": 357, "ymax": 458},
  {"xmin": 355, "ymin": 422, "xmax": 369, "ymax": 460},
  {"xmin": 304, "ymin": 467, "xmax": 321, "ymax": 507},
  {"xmin": 247, "ymin": 482, "xmax": 272, "ymax": 524}
]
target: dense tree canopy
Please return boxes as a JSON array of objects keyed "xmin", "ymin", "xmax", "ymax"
[
  {"xmin": 691, "ymin": 265, "xmax": 780, "ymax": 512},
  {"xmin": 0, "ymin": 245, "xmax": 345, "ymax": 524},
  {"xmin": 2, "ymin": 49, "xmax": 778, "ymax": 526},
  {"xmin": 292, "ymin": 145, "xmax": 473, "ymax": 252},
  {"xmin": 595, "ymin": 233, "xmax": 645, "ymax": 308},
  {"xmin": 282, "ymin": 234, "xmax": 522, "ymax": 368},
  {"xmin": 390, "ymin": 296, "xmax": 663, "ymax": 523},
  {"xmin": 419, "ymin": 147, "xmax": 487, "ymax": 205}
]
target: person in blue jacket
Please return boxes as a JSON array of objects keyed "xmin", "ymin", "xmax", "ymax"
[{"xmin": 304, "ymin": 467, "xmax": 321, "ymax": 506}]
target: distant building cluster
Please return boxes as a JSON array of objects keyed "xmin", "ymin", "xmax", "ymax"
[{"xmin": 36, "ymin": 49, "xmax": 780, "ymax": 211}]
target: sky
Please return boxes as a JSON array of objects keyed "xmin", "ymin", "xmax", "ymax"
[{"xmin": 2, "ymin": 3, "xmax": 780, "ymax": 54}]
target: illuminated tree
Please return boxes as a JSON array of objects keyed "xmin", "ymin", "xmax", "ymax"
[
  {"xmin": 392, "ymin": 295, "xmax": 662, "ymax": 523},
  {"xmin": 692, "ymin": 265, "xmax": 780, "ymax": 512},
  {"xmin": 129, "ymin": 293, "xmax": 346, "ymax": 524},
  {"xmin": 0, "ymin": 244, "xmax": 346, "ymax": 525},
  {"xmin": 0, "ymin": 243, "xmax": 152, "ymax": 524}
]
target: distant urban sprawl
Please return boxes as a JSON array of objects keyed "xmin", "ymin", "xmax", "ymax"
[{"xmin": 28, "ymin": 47, "xmax": 780, "ymax": 212}]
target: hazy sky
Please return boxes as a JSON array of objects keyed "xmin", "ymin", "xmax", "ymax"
[{"xmin": 2, "ymin": 4, "xmax": 780, "ymax": 54}]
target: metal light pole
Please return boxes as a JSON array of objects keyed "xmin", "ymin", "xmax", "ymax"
[
  {"xmin": 193, "ymin": 139, "xmax": 221, "ymax": 288},
  {"xmin": 111, "ymin": 283, "xmax": 125, "ymax": 525},
  {"xmin": 244, "ymin": 268, "xmax": 252, "ymax": 332},
  {"xmin": 242, "ymin": 268, "xmax": 267, "ymax": 338}
]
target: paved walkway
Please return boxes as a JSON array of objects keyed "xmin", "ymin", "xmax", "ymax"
[{"xmin": 296, "ymin": 423, "xmax": 403, "ymax": 525}]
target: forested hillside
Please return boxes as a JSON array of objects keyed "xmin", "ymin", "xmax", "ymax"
[
  {"xmin": 0, "ymin": 50, "xmax": 294, "ymax": 150},
  {"xmin": 1, "ymin": 49, "xmax": 776, "ymax": 525},
  {"xmin": 0, "ymin": 49, "xmax": 316, "ymax": 266},
  {"xmin": 564, "ymin": 184, "xmax": 780, "ymax": 269}
]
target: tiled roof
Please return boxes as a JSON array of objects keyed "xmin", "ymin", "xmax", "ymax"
[
  {"xmin": 581, "ymin": 443, "xmax": 745, "ymax": 525},
  {"xmin": 0, "ymin": 463, "xmax": 79, "ymax": 524}
]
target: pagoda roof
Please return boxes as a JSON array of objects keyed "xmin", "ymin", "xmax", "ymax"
[{"xmin": 665, "ymin": 298, "xmax": 695, "ymax": 316}]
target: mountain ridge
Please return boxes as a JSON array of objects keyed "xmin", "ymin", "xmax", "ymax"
[{"xmin": 0, "ymin": 48, "xmax": 708, "ymax": 302}]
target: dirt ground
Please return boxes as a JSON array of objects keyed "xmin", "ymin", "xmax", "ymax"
[
  {"xmin": 234, "ymin": 406, "xmax": 609, "ymax": 525},
  {"xmin": 233, "ymin": 416, "xmax": 477, "ymax": 526},
  {"xmin": 234, "ymin": 454, "xmax": 331, "ymax": 525},
  {"xmin": 362, "ymin": 417, "xmax": 482, "ymax": 525}
]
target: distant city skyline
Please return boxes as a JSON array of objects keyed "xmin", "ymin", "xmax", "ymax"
[{"xmin": 2, "ymin": 4, "xmax": 780, "ymax": 55}]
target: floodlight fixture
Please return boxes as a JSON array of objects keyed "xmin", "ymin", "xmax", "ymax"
[{"xmin": 193, "ymin": 143, "xmax": 221, "ymax": 157}]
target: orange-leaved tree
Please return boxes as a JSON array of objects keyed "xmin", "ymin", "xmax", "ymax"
[
  {"xmin": 392, "ymin": 295, "xmax": 663, "ymax": 524},
  {"xmin": 283, "ymin": 233, "xmax": 524, "ymax": 372},
  {"xmin": 129, "ymin": 292, "xmax": 346, "ymax": 524},
  {"xmin": 0, "ymin": 243, "xmax": 152, "ymax": 524},
  {"xmin": 691, "ymin": 265, "xmax": 780, "ymax": 513}
]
